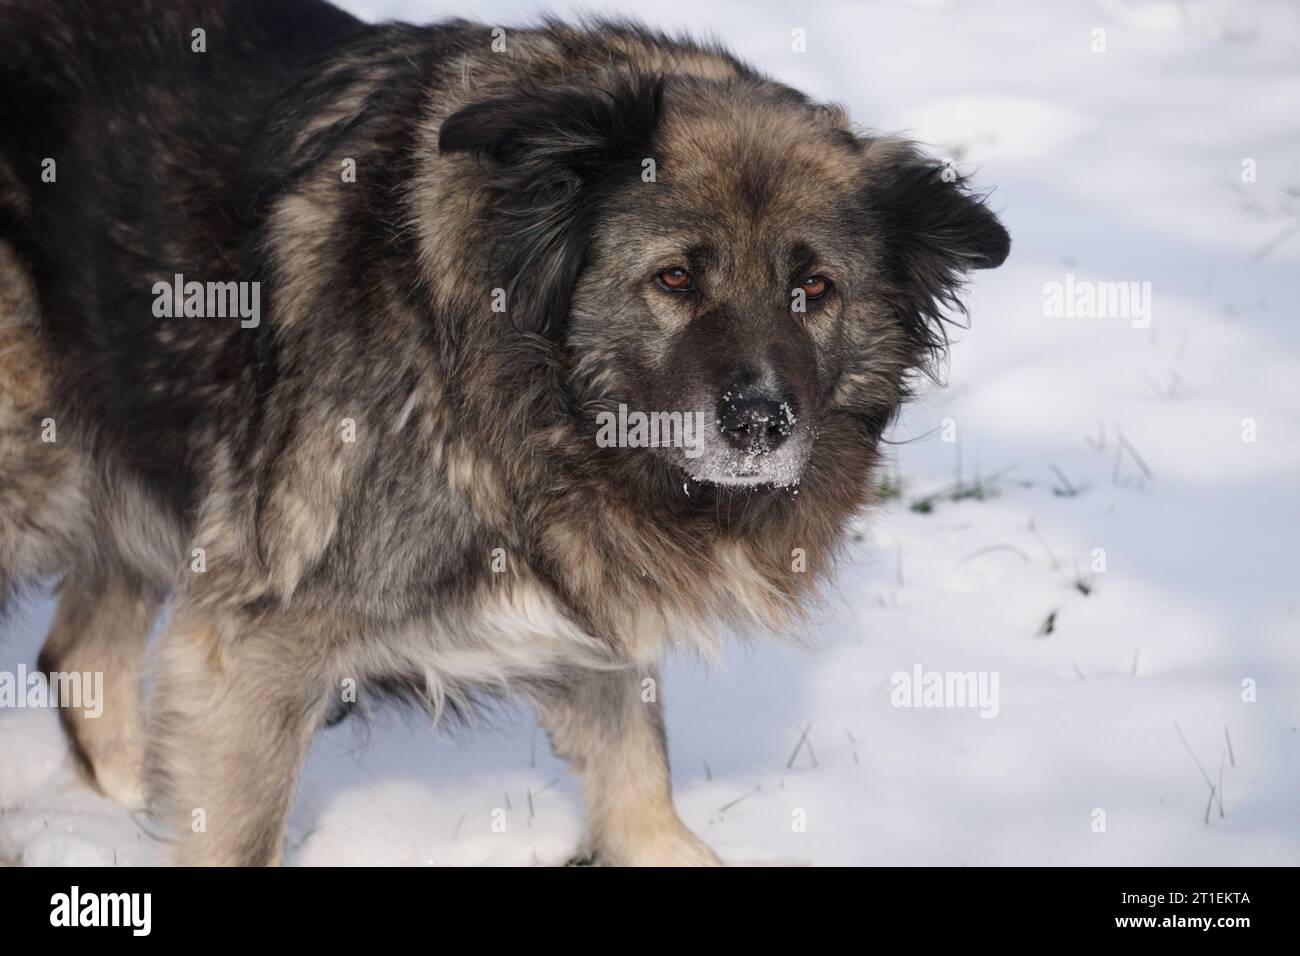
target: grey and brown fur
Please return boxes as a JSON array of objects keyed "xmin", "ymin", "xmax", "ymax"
[{"xmin": 0, "ymin": 0, "xmax": 1008, "ymax": 865}]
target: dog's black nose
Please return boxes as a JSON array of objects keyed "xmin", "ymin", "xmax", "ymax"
[{"xmin": 717, "ymin": 394, "xmax": 793, "ymax": 452}]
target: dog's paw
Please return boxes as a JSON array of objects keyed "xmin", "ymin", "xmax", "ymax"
[
  {"xmin": 52, "ymin": 707, "xmax": 146, "ymax": 811},
  {"xmin": 90, "ymin": 746, "xmax": 147, "ymax": 811},
  {"xmin": 595, "ymin": 824, "xmax": 722, "ymax": 867}
]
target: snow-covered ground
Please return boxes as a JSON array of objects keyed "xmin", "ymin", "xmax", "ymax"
[{"xmin": 2, "ymin": 0, "xmax": 1298, "ymax": 865}]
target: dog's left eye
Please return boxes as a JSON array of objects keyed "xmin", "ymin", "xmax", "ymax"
[
  {"xmin": 656, "ymin": 267, "xmax": 694, "ymax": 292},
  {"xmin": 801, "ymin": 275, "xmax": 832, "ymax": 300}
]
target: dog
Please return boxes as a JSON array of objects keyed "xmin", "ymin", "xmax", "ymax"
[{"xmin": 0, "ymin": 0, "xmax": 1009, "ymax": 865}]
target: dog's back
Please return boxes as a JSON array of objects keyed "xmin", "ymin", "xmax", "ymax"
[
  {"xmin": 0, "ymin": 0, "xmax": 371, "ymax": 608},
  {"xmin": 0, "ymin": 0, "xmax": 366, "ymax": 495},
  {"xmin": 0, "ymin": 0, "xmax": 366, "ymax": 267}
]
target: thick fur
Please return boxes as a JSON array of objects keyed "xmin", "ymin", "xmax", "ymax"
[{"xmin": 0, "ymin": 0, "xmax": 1008, "ymax": 865}]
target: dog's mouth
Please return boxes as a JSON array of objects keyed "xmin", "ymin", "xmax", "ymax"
[
  {"xmin": 676, "ymin": 419, "xmax": 813, "ymax": 489},
  {"xmin": 680, "ymin": 446, "xmax": 810, "ymax": 488}
]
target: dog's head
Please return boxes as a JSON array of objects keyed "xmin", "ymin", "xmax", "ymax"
[{"xmin": 440, "ymin": 69, "xmax": 1008, "ymax": 490}]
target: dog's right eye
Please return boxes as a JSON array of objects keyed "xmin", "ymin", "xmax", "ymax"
[{"xmin": 656, "ymin": 267, "xmax": 693, "ymax": 292}]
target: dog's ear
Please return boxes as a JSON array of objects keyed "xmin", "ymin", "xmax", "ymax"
[
  {"xmin": 439, "ymin": 76, "xmax": 664, "ymax": 337},
  {"xmin": 869, "ymin": 149, "xmax": 1010, "ymax": 362}
]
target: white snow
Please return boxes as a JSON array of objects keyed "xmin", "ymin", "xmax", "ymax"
[{"xmin": 3, "ymin": 0, "xmax": 1298, "ymax": 865}]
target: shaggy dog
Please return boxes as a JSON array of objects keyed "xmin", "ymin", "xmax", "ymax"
[{"xmin": 0, "ymin": 0, "xmax": 1008, "ymax": 864}]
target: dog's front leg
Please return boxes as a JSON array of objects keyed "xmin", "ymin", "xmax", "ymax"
[
  {"xmin": 144, "ymin": 605, "xmax": 329, "ymax": 866},
  {"xmin": 531, "ymin": 667, "xmax": 720, "ymax": 866}
]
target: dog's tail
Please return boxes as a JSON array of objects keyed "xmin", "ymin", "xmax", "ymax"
[{"xmin": 0, "ymin": 241, "xmax": 87, "ymax": 623}]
